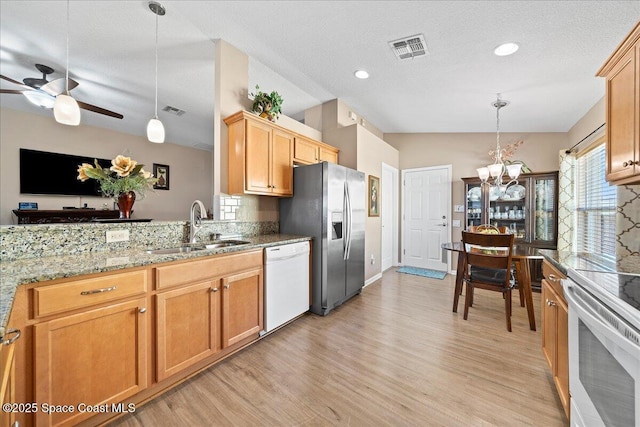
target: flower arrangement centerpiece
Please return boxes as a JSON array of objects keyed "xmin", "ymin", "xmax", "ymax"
[
  {"xmin": 250, "ymin": 84, "xmax": 283, "ymax": 122},
  {"xmin": 77, "ymin": 154, "xmax": 157, "ymax": 219}
]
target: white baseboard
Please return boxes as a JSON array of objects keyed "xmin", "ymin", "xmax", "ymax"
[{"xmin": 364, "ymin": 272, "xmax": 383, "ymax": 287}]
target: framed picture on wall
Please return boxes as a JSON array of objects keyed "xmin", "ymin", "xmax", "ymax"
[
  {"xmin": 368, "ymin": 175, "xmax": 379, "ymax": 217},
  {"xmin": 153, "ymin": 164, "xmax": 170, "ymax": 190}
]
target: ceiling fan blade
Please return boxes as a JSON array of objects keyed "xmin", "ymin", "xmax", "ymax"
[
  {"xmin": 41, "ymin": 77, "xmax": 79, "ymax": 96},
  {"xmin": 0, "ymin": 89, "xmax": 27, "ymax": 94},
  {"xmin": 0, "ymin": 74, "xmax": 35, "ymax": 91},
  {"xmin": 76, "ymin": 100, "xmax": 124, "ymax": 119}
]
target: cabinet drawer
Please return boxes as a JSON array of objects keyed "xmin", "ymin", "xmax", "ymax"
[
  {"xmin": 33, "ymin": 269, "xmax": 148, "ymax": 318},
  {"xmin": 155, "ymin": 249, "xmax": 263, "ymax": 289},
  {"xmin": 542, "ymin": 260, "xmax": 566, "ymax": 300}
]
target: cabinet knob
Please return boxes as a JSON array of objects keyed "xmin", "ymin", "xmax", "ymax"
[
  {"xmin": 139, "ymin": 308, "xmax": 147, "ymax": 314},
  {"xmin": 211, "ymin": 287, "xmax": 218, "ymax": 292},
  {"xmin": 623, "ymin": 159, "xmax": 634, "ymax": 167},
  {"xmin": 545, "ymin": 299, "xmax": 556, "ymax": 307},
  {"xmin": 548, "ymin": 273, "xmax": 558, "ymax": 282}
]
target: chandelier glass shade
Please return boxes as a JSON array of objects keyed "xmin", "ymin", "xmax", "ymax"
[{"xmin": 477, "ymin": 95, "xmax": 522, "ymax": 193}]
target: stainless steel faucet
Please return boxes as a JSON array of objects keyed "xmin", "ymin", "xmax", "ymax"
[{"xmin": 189, "ymin": 200, "xmax": 207, "ymax": 243}]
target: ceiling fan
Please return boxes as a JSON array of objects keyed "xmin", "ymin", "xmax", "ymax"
[{"xmin": 0, "ymin": 63, "xmax": 123, "ymax": 119}]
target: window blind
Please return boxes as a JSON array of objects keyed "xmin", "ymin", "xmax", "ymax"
[{"xmin": 575, "ymin": 143, "xmax": 616, "ymax": 256}]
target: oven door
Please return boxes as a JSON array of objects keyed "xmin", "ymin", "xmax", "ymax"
[{"xmin": 563, "ymin": 279, "xmax": 640, "ymax": 427}]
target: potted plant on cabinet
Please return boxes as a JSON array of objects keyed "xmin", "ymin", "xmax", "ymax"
[{"xmin": 250, "ymin": 85, "xmax": 283, "ymax": 122}]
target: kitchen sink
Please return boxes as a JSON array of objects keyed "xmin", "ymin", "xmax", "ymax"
[
  {"xmin": 145, "ymin": 240, "xmax": 250, "ymax": 255},
  {"xmin": 145, "ymin": 245, "xmax": 205, "ymax": 255},
  {"xmin": 204, "ymin": 240, "xmax": 250, "ymax": 249}
]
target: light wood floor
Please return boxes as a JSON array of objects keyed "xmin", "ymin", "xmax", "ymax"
[{"xmin": 109, "ymin": 270, "xmax": 568, "ymax": 426}]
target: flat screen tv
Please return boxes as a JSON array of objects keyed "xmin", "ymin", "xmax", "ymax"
[{"xmin": 20, "ymin": 149, "xmax": 112, "ymax": 196}]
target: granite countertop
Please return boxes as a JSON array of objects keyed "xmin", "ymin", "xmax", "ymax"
[
  {"xmin": 538, "ymin": 249, "xmax": 640, "ymax": 276},
  {"xmin": 0, "ymin": 234, "xmax": 310, "ymax": 336}
]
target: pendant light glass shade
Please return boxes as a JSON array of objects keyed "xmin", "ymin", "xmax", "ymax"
[
  {"xmin": 53, "ymin": 94, "xmax": 81, "ymax": 126},
  {"xmin": 147, "ymin": 117, "xmax": 165, "ymax": 143}
]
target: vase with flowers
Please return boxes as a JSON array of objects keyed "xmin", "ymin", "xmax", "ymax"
[{"xmin": 77, "ymin": 154, "xmax": 158, "ymax": 219}]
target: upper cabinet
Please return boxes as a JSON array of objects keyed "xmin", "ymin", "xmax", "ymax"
[
  {"xmin": 294, "ymin": 135, "xmax": 339, "ymax": 165},
  {"xmin": 597, "ymin": 22, "xmax": 640, "ymax": 185},
  {"xmin": 225, "ymin": 111, "xmax": 339, "ymax": 197},
  {"xmin": 225, "ymin": 111, "xmax": 294, "ymax": 197}
]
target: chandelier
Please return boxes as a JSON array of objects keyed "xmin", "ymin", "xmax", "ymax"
[{"xmin": 476, "ymin": 94, "xmax": 522, "ymax": 194}]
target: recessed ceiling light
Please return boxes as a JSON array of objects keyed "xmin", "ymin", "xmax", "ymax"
[
  {"xmin": 354, "ymin": 70, "xmax": 369, "ymax": 79},
  {"xmin": 494, "ymin": 42, "xmax": 519, "ymax": 56}
]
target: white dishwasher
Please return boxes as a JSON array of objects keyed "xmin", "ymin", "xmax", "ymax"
[{"xmin": 263, "ymin": 241, "xmax": 310, "ymax": 333}]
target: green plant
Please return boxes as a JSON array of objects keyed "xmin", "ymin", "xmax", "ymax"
[
  {"xmin": 77, "ymin": 154, "xmax": 158, "ymax": 199},
  {"xmin": 250, "ymin": 85, "xmax": 283, "ymax": 122}
]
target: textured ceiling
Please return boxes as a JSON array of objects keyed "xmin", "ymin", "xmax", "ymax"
[{"xmin": 1, "ymin": 1, "xmax": 639, "ymax": 150}]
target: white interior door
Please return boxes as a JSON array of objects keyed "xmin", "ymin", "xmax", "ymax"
[
  {"xmin": 402, "ymin": 165, "xmax": 451, "ymax": 271},
  {"xmin": 381, "ymin": 163, "xmax": 398, "ymax": 271}
]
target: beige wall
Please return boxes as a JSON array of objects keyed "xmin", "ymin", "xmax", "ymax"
[
  {"xmin": 567, "ymin": 97, "xmax": 605, "ymax": 149},
  {"xmin": 0, "ymin": 108, "xmax": 213, "ymax": 224},
  {"xmin": 384, "ymin": 131, "xmax": 568, "ymax": 254},
  {"xmin": 356, "ymin": 126, "xmax": 400, "ymax": 281}
]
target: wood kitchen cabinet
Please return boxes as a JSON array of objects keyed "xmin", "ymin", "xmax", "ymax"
[
  {"xmin": 541, "ymin": 259, "xmax": 569, "ymax": 420},
  {"xmin": 1, "ymin": 329, "xmax": 20, "ymax": 427},
  {"xmin": 597, "ymin": 22, "xmax": 640, "ymax": 185},
  {"xmin": 30, "ymin": 268, "xmax": 148, "ymax": 427},
  {"xmin": 154, "ymin": 249, "xmax": 263, "ymax": 380},
  {"xmin": 294, "ymin": 136, "xmax": 339, "ymax": 165},
  {"xmin": 226, "ymin": 111, "xmax": 294, "ymax": 196}
]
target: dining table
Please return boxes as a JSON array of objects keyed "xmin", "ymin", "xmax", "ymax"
[{"xmin": 441, "ymin": 241, "xmax": 543, "ymax": 331}]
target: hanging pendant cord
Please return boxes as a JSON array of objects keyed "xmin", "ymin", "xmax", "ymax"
[
  {"xmin": 65, "ymin": 0, "xmax": 70, "ymax": 95},
  {"xmin": 154, "ymin": 11, "xmax": 159, "ymax": 119}
]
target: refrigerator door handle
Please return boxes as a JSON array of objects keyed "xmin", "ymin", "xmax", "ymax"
[{"xmin": 345, "ymin": 181, "xmax": 353, "ymax": 260}]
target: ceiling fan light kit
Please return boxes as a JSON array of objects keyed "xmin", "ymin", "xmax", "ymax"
[
  {"xmin": 53, "ymin": 94, "xmax": 81, "ymax": 125},
  {"xmin": 53, "ymin": 0, "xmax": 81, "ymax": 126},
  {"xmin": 147, "ymin": 1, "xmax": 166, "ymax": 143}
]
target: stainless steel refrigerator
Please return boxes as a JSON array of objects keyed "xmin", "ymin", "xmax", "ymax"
[{"xmin": 279, "ymin": 162, "xmax": 365, "ymax": 316}]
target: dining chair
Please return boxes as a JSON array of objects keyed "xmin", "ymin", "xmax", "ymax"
[{"xmin": 461, "ymin": 231, "xmax": 516, "ymax": 331}]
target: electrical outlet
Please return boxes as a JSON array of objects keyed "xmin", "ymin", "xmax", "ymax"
[
  {"xmin": 452, "ymin": 220, "xmax": 461, "ymax": 227},
  {"xmin": 106, "ymin": 229, "xmax": 129, "ymax": 243},
  {"xmin": 370, "ymin": 254, "xmax": 375, "ymax": 265}
]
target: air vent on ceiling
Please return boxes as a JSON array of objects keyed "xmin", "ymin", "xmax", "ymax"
[
  {"xmin": 388, "ymin": 34, "xmax": 428, "ymax": 60},
  {"xmin": 162, "ymin": 105, "xmax": 186, "ymax": 116}
]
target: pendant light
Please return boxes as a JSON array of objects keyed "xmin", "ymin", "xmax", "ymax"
[
  {"xmin": 476, "ymin": 94, "xmax": 522, "ymax": 194},
  {"xmin": 147, "ymin": 1, "xmax": 166, "ymax": 143},
  {"xmin": 53, "ymin": 0, "xmax": 81, "ymax": 126}
]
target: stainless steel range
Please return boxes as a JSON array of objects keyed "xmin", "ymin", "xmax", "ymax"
[{"xmin": 563, "ymin": 268, "xmax": 640, "ymax": 427}]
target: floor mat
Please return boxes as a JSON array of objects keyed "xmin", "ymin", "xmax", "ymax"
[{"xmin": 397, "ymin": 266, "xmax": 447, "ymax": 280}]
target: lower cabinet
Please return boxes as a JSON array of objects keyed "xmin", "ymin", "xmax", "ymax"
[
  {"xmin": 34, "ymin": 298, "xmax": 148, "ymax": 427},
  {"xmin": 541, "ymin": 260, "xmax": 570, "ymax": 420},
  {"xmin": 222, "ymin": 268, "xmax": 263, "ymax": 347},
  {"xmin": 155, "ymin": 280, "xmax": 220, "ymax": 381},
  {"xmin": 1, "ymin": 329, "xmax": 20, "ymax": 427},
  {"xmin": 155, "ymin": 251, "xmax": 263, "ymax": 380}
]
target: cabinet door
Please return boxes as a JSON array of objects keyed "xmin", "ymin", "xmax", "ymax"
[
  {"xmin": 294, "ymin": 137, "xmax": 319, "ymax": 164},
  {"xmin": 464, "ymin": 180, "xmax": 484, "ymax": 229},
  {"xmin": 222, "ymin": 268, "xmax": 263, "ymax": 348},
  {"xmin": 271, "ymin": 129, "xmax": 294, "ymax": 196},
  {"xmin": 245, "ymin": 119, "xmax": 272, "ymax": 194},
  {"xmin": 531, "ymin": 174, "xmax": 558, "ymax": 247},
  {"xmin": 541, "ymin": 280, "xmax": 557, "ymax": 371},
  {"xmin": 606, "ymin": 48, "xmax": 637, "ymax": 182},
  {"xmin": 319, "ymin": 146, "xmax": 338, "ymax": 164},
  {"xmin": 156, "ymin": 281, "xmax": 220, "ymax": 381},
  {"xmin": 34, "ymin": 298, "xmax": 147, "ymax": 427},
  {"xmin": 555, "ymin": 295, "xmax": 570, "ymax": 418},
  {"xmin": 0, "ymin": 336, "xmax": 16, "ymax": 427}
]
